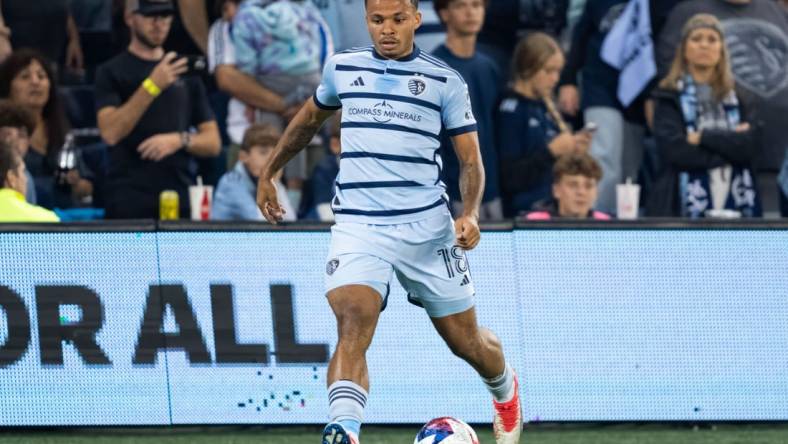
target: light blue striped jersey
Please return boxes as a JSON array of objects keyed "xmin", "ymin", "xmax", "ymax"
[{"xmin": 313, "ymin": 45, "xmax": 478, "ymax": 224}]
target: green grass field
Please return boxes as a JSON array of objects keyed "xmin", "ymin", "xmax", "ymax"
[{"xmin": 1, "ymin": 424, "xmax": 787, "ymax": 444}]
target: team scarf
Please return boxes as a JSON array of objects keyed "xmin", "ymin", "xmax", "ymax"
[{"xmin": 677, "ymin": 75, "xmax": 760, "ymax": 218}]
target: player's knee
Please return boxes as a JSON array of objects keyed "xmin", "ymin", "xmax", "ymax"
[
  {"xmin": 479, "ymin": 327, "xmax": 502, "ymax": 352},
  {"xmin": 334, "ymin": 309, "xmax": 376, "ymax": 350},
  {"xmin": 335, "ymin": 304, "xmax": 376, "ymax": 331}
]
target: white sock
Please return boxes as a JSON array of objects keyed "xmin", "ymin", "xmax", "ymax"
[
  {"xmin": 328, "ymin": 380, "xmax": 366, "ymax": 437},
  {"xmin": 483, "ymin": 364, "xmax": 516, "ymax": 403}
]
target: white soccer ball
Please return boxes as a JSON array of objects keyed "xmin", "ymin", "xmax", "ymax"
[{"xmin": 414, "ymin": 417, "xmax": 479, "ymax": 444}]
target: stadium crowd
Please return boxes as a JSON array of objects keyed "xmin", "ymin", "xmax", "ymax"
[{"xmin": 1, "ymin": 0, "xmax": 788, "ymax": 223}]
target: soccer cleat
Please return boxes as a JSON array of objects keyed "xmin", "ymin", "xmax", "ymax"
[
  {"xmin": 492, "ymin": 374, "xmax": 522, "ymax": 444},
  {"xmin": 322, "ymin": 422, "xmax": 359, "ymax": 444}
]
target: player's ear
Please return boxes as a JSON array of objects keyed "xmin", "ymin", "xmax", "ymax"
[{"xmin": 414, "ymin": 10, "xmax": 422, "ymax": 29}]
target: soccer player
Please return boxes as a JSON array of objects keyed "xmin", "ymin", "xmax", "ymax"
[{"xmin": 256, "ymin": 1, "xmax": 522, "ymax": 443}]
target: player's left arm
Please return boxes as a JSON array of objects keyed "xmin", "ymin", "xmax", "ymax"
[{"xmin": 452, "ymin": 131, "xmax": 485, "ymax": 250}]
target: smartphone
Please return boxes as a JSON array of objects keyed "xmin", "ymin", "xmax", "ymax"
[{"xmin": 181, "ymin": 55, "xmax": 207, "ymax": 76}]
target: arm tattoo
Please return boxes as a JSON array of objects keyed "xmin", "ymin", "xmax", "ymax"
[
  {"xmin": 459, "ymin": 160, "xmax": 484, "ymax": 218},
  {"xmin": 264, "ymin": 120, "xmax": 321, "ymax": 178}
]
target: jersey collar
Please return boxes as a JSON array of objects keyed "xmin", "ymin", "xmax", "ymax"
[{"xmin": 372, "ymin": 44, "xmax": 421, "ymax": 62}]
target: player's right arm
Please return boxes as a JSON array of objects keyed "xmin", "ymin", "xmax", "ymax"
[
  {"xmin": 257, "ymin": 53, "xmax": 341, "ymax": 223},
  {"xmin": 256, "ymin": 99, "xmax": 336, "ymax": 223}
]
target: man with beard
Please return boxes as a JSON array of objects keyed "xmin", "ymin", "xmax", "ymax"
[{"xmin": 95, "ymin": 0, "xmax": 220, "ymax": 219}]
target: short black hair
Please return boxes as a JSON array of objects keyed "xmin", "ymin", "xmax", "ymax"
[
  {"xmin": 433, "ymin": 0, "xmax": 487, "ymax": 25},
  {"xmin": 0, "ymin": 99, "xmax": 35, "ymax": 133},
  {"xmin": 364, "ymin": 0, "xmax": 419, "ymax": 9}
]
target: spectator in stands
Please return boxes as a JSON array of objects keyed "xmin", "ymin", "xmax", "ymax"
[
  {"xmin": 432, "ymin": 0, "xmax": 502, "ymax": 220},
  {"xmin": 526, "ymin": 152, "xmax": 610, "ymax": 220},
  {"xmin": 0, "ymin": 140, "xmax": 59, "ymax": 222},
  {"xmin": 164, "ymin": 0, "xmax": 212, "ymax": 55},
  {"xmin": 657, "ymin": 0, "xmax": 788, "ymax": 217},
  {"xmin": 415, "ymin": 0, "xmax": 447, "ymax": 52},
  {"xmin": 477, "ymin": 0, "xmax": 569, "ymax": 81},
  {"xmin": 230, "ymin": 0, "xmax": 332, "ymax": 210},
  {"xmin": 311, "ymin": 0, "xmax": 369, "ymax": 51},
  {"xmin": 649, "ymin": 14, "xmax": 761, "ymax": 218},
  {"xmin": 0, "ymin": 1, "xmax": 84, "ymax": 74},
  {"xmin": 95, "ymin": 0, "xmax": 220, "ymax": 219},
  {"xmin": 0, "ymin": 98, "xmax": 35, "ymax": 203},
  {"xmin": 0, "ymin": 49, "xmax": 93, "ymax": 209},
  {"xmin": 212, "ymin": 123, "xmax": 295, "ymax": 221},
  {"xmin": 208, "ymin": 0, "xmax": 300, "ymax": 168},
  {"xmin": 312, "ymin": 0, "xmax": 444, "ymax": 53},
  {"xmin": 558, "ymin": 0, "xmax": 647, "ymax": 216},
  {"xmin": 498, "ymin": 32, "xmax": 592, "ymax": 216},
  {"xmin": 307, "ymin": 115, "xmax": 341, "ymax": 222}
]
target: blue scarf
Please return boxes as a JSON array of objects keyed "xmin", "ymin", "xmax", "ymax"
[{"xmin": 677, "ymin": 75, "xmax": 760, "ymax": 218}]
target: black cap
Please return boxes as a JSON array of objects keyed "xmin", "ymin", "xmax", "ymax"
[{"xmin": 128, "ymin": 0, "xmax": 175, "ymax": 15}]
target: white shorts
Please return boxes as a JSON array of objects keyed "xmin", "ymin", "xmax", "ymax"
[{"xmin": 324, "ymin": 211, "xmax": 475, "ymax": 318}]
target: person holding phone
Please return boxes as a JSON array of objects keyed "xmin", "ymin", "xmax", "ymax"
[
  {"xmin": 497, "ymin": 32, "xmax": 593, "ymax": 216},
  {"xmin": 95, "ymin": 0, "xmax": 220, "ymax": 219}
]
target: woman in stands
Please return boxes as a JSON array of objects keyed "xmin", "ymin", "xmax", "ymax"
[
  {"xmin": 648, "ymin": 14, "xmax": 761, "ymax": 218},
  {"xmin": 497, "ymin": 32, "xmax": 593, "ymax": 217},
  {"xmin": 0, "ymin": 49, "xmax": 92, "ymax": 209}
]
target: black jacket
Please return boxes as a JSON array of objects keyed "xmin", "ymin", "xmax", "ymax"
[{"xmin": 646, "ymin": 87, "xmax": 762, "ymax": 216}]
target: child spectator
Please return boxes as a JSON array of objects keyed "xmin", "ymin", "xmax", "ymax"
[
  {"xmin": 498, "ymin": 32, "xmax": 592, "ymax": 216},
  {"xmin": 212, "ymin": 123, "xmax": 295, "ymax": 221},
  {"xmin": 526, "ymin": 152, "xmax": 610, "ymax": 220},
  {"xmin": 0, "ymin": 140, "xmax": 59, "ymax": 222}
]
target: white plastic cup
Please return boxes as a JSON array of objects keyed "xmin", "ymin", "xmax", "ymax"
[
  {"xmin": 616, "ymin": 179, "xmax": 641, "ymax": 220},
  {"xmin": 189, "ymin": 184, "xmax": 213, "ymax": 221}
]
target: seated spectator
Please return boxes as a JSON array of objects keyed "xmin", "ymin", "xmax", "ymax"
[
  {"xmin": 558, "ymin": 0, "xmax": 647, "ymax": 216},
  {"xmin": 307, "ymin": 116, "xmax": 341, "ymax": 222},
  {"xmin": 0, "ymin": 140, "xmax": 59, "ymax": 222},
  {"xmin": 0, "ymin": 0, "xmax": 84, "ymax": 74},
  {"xmin": 433, "ymin": 0, "xmax": 502, "ymax": 221},
  {"xmin": 95, "ymin": 0, "xmax": 221, "ymax": 219},
  {"xmin": 231, "ymin": 0, "xmax": 333, "ymax": 210},
  {"xmin": 0, "ymin": 98, "xmax": 35, "ymax": 203},
  {"xmin": 649, "ymin": 14, "xmax": 761, "ymax": 218},
  {"xmin": 0, "ymin": 49, "xmax": 93, "ymax": 209},
  {"xmin": 212, "ymin": 123, "xmax": 295, "ymax": 221},
  {"xmin": 657, "ymin": 0, "xmax": 788, "ymax": 217},
  {"xmin": 498, "ymin": 32, "xmax": 592, "ymax": 216},
  {"xmin": 526, "ymin": 152, "xmax": 610, "ymax": 220}
]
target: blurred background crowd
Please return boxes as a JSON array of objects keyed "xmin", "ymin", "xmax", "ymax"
[{"xmin": 1, "ymin": 0, "xmax": 787, "ymax": 223}]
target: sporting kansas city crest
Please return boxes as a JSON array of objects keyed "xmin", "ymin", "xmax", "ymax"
[
  {"xmin": 326, "ymin": 259, "xmax": 340, "ymax": 276},
  {"xmin": 408, "ymin": 78, "xmax": 426, "ymax": 96}
]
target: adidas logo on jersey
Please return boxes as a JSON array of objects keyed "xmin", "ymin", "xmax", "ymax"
[
  {"xmin": 350, "ymin": 77, "xmax": 365, "ymax": 87},
  {"xmin": 460, "ymin": 274, "xmax": 470, "ymax": 286}
]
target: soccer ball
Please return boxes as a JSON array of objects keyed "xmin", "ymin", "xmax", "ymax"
[{"xmin": 414, "ymin": 417, "xmax": 479, "ymax": 444}]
